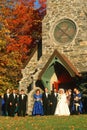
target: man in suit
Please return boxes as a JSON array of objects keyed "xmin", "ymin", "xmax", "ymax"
[
  {"xmin": 18, "ymin": 89, "xmax": 28, "ymax": 117},
  {"xmin": 42, "ymin": 87, "xmax": 50, "ymax": 115},
  {"xmin": 50, "ymin": 88, "xmax": 58, "ymax": 115},
  {"xmin": 0, "ymin": 95, "xmax": 2, "ymax": 115},
  {"xmin": 4, "ymin": 88, "xmax": 10, "ymax": 116},
  {"xmin": 9, "ymin": 89, "xmax": 18, "ymax": 116}
]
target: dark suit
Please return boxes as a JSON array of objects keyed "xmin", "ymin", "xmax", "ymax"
[
  {"xmin": 0, "ymin": 96, "xmax": 2, "ymax": 115},
  {"xmin": 49, "ymin": 92, "xmax": 58, "ymax": 114},
  {"xmin": 18, "ymin": 94, "xmax": 28, "ymax": 116},
  {"xmin": 4, "ymin": 93, "xmax": 10, "ymax": 116},
  {"xmin": 42, "ymin": 92, "xmax": 50, "ymax": 115},
  {"xmin": 9, "ymin": 93, "xmax": 18, "ymax": 116}
]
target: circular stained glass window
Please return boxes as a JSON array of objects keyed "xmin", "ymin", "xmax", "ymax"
[{"xmin": 54, "ymin": 19, "xmax": 77, "ymax": 43}]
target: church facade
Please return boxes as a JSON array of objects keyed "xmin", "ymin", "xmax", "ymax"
[{"xmin": 19, "ymin": 0, "xmax": 87, "ymax": 115}]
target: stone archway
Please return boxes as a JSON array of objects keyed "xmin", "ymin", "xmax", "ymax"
[
  {"xmin": 38, "ymin": 50, "xmax": 80, "ymax": 91},
  {"xmin": 39, "ymin": 61, "xmax": 76, "ymax": 91}
]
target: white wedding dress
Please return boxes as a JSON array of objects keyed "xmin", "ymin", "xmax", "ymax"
[{"xmin": 55, "ymin": 93, "xmax": 70, "ymax": 116}]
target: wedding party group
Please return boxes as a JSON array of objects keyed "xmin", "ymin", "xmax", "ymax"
[
  {"xmin": 0, "ymin": 87, "xmax": 83, "ymax": 117},
  {"xmin": 32, "ymin": 87, "xmax": 83, "ymax": 116},
  {"xmin": 0, "ymin": 89, "xmax": 27, "ymax": 117}
]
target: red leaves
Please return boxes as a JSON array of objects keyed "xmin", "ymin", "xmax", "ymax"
[
  {"xmin": 7, "ymin": 3, "xmax": 33, "ymax": 34},
  {"xmin": 6, "ymin": 0, "xmax": 46, "ymax": 63},
  {"xmin": 39, "ymin": 0, "xmax": 46, "ymax": 3},
  {"xmin": 18, "ymin": 35, "xmax": 32, "ymax": 45},
  {"xmin": 39, "ymin": 0, "xmax": 47, "ymax": 8},
  {"xmin": 7, "ymin": 35, "xmax": 32, "ymax": 53},
  {"xmin": 6, "ymin": 1, "xmax": 34, "ymax": 61}
]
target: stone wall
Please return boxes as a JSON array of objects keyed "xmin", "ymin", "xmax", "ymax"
[{"xmin": 42, "ymin": 0, "xmax": 87, "ymax": 73}]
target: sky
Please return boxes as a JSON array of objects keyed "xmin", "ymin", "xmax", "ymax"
[{"xmin": 34, "ymin": 0, "xmax": 41, "ymax": 9}]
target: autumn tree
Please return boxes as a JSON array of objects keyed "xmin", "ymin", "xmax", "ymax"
[
  {"xmin": 7, "ymin": 0, "xmax": 39, "ymax": 61},
  {"xmin": 0, "ymin": 0, "xmax": 22, "ymax": 94},
  {"xmin": 0, "ymin": 0, "xmax": 47, "ymax": 94}
]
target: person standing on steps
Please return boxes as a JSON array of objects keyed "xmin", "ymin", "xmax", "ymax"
[
  {"xmin": 18, "ymin": 89, "xmax": 28, "ymax": 117},
  {"xmin": 42, "ymin": 87, "xmax": 50, "ymax": 115},
  {"xmin": 4, "ymin": 88, "xmax": 10, "ymax": 116},
  {"xmin": 9, "ymin": 89, "xmax": 18, "ymax": 117},
  {"xmin": 32, "ymin": 89, "xmax": 44, "ymax": 116},
  {"xmin": 55, "ymin": 88, "xmax": 70, "ymax": 116}
]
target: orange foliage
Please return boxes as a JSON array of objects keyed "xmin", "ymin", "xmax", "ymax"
[
  {"xmin": 7, "ymin": 2, "xmax": 33, "ymax": 33},
  {"xmin": 5, "ymin": 0, "xmax": 46, "ymax": 62},
  {"xmin": 39, "ymin": 0, "xmax": 47, "ymax": 8},
  {"xmin": 7, "ymin": 35, "xmax": 32, "ymax": 54},
  {"xmin": 6, "ymin": 1, "xmax": 35, "ymax": 62}
]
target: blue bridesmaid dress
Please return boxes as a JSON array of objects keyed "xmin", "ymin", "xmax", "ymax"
[
  {"xmin": 32, "ymin": 94, "xmax": 44, "ymax": 116},
  {"xmin": 72, "ymin": 92, "xmax": 83, "ymax": 114}
]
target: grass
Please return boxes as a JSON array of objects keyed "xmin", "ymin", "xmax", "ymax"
[{"xmin": 0, "ymin": 115, "xmax": 87, "ymax": 130}]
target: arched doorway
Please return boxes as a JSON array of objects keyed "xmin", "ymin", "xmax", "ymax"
[
  {"xmin": 40, "ymin": 61, "xmax": 75, "ymax": 91},
  {"xmin": 38, "ymin": 50, "xmax": 80, "ymax": 91},
  {"xmin": 53, "ymin": 61, "xmax": 75, "ymax": 91}
]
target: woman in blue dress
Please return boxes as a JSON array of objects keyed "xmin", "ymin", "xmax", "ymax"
[
  {"xmin": 32, "ymin": 89, "xmax": 44, "ymax": 116},
  {"xmin": 72, "ymin": 88, "xmax": 83, "ymax": 114}
]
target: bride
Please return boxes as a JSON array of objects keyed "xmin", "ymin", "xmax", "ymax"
[{"xmin": 55, "ymin": 88, "xmax": 70, "ymax": 116}]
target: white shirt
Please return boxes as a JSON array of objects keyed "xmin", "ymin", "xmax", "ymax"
[
  {"xmin": 54, "ymin": 93, "xmax": 57, "ymax": 97},
  {"xmin": 7, "ymin": 93, "xmax": 10, "ymax": 98},
  {"xmin": 22, "ymin": 94, "xmax": 24, "ymax": 100},
  {"xmin": 13, "ymin": 94, "xmax": 16, "ymax": 98},
  {"xmin": 46, "ymin": 93, "xmax": 48, "ymax": 98}
]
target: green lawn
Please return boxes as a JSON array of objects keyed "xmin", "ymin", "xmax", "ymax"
[{"xmin": 0, "ymin": 115, "xmax": 87, "ymax": 130}]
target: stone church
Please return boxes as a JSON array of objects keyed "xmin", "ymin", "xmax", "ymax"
[{"xmin": 19, "ymin": 0, "xmax": 87, "ymax": 115}]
